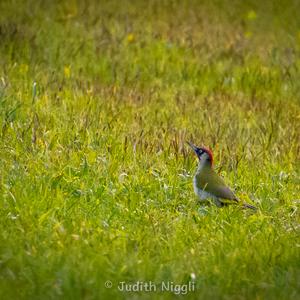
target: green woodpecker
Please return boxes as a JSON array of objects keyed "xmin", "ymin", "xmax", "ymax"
[{"xmin": 188, "ymin": 142, "xmax": 256, "ymax": 210}]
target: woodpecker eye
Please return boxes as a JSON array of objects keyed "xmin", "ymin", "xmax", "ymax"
[{"xmin": 197, "ymin": 149, "xmax": 204, "ymax": 156}]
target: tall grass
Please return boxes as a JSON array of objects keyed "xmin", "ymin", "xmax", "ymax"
[{"xmin": 0, "ymin": 0, "xmax": 299, "ymax": 299}]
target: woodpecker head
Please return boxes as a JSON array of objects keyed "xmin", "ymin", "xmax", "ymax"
[{"xmin": 187, "ymin": 142, "xmax": 213, "ymax": 166}]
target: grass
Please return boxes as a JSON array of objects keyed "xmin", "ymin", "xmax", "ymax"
[{"xmin": 0, "ymin": 0, "xmax": 299, "ymax": 299}]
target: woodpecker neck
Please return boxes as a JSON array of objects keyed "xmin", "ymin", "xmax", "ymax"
[
  {"xmin": 196, "ymin": 151, "xmax": 213, "ymax": 173},
  {"xmin": 196, "ymin": 158, "xmax": 212, "ymax": 173}
]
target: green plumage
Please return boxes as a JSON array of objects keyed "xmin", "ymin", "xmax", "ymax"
[{"xmin": 195, "ymin": 163, "xmax": 238, "ymax": 203}]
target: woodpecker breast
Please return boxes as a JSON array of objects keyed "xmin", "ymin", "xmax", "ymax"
[
  {"xmin": 193, "ymin": 176, "xmax": 224, "ymax": 207},
  {"xmin": 193, "ymin": 177, "xmax": 211, "ymax": 200}
]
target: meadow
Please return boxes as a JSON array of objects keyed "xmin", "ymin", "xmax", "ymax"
[{"xmin": 0, "ymin": 0, "xmax": 299, "ymax": 299}]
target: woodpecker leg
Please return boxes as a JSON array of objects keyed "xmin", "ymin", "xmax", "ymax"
[{"xmin": 214, "ymin": 198, "xmax": 225, "ymax": 207}]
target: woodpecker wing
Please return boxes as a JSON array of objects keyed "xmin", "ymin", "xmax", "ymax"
[{"xmin": 195, "ymin": 167, "xmax": 237, "ymax": 201}]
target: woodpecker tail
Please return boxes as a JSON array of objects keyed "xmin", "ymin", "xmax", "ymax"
[{"xmin": 242, "ymin": 202, "xmax": 257, "ymax": 210}]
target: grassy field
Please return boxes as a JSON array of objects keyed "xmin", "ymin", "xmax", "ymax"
[{"xmin": 0, "ymin": 0, "xmax": 300, "ymax": 299}]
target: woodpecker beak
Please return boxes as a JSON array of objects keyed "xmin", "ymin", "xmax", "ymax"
[
  {"xmin": 187, "ymin": 141, "xmax": 203, "ymax": 160},
  {"xmin": 187, "ymin": 141, "xmax": 198, "ymax": 153}
]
